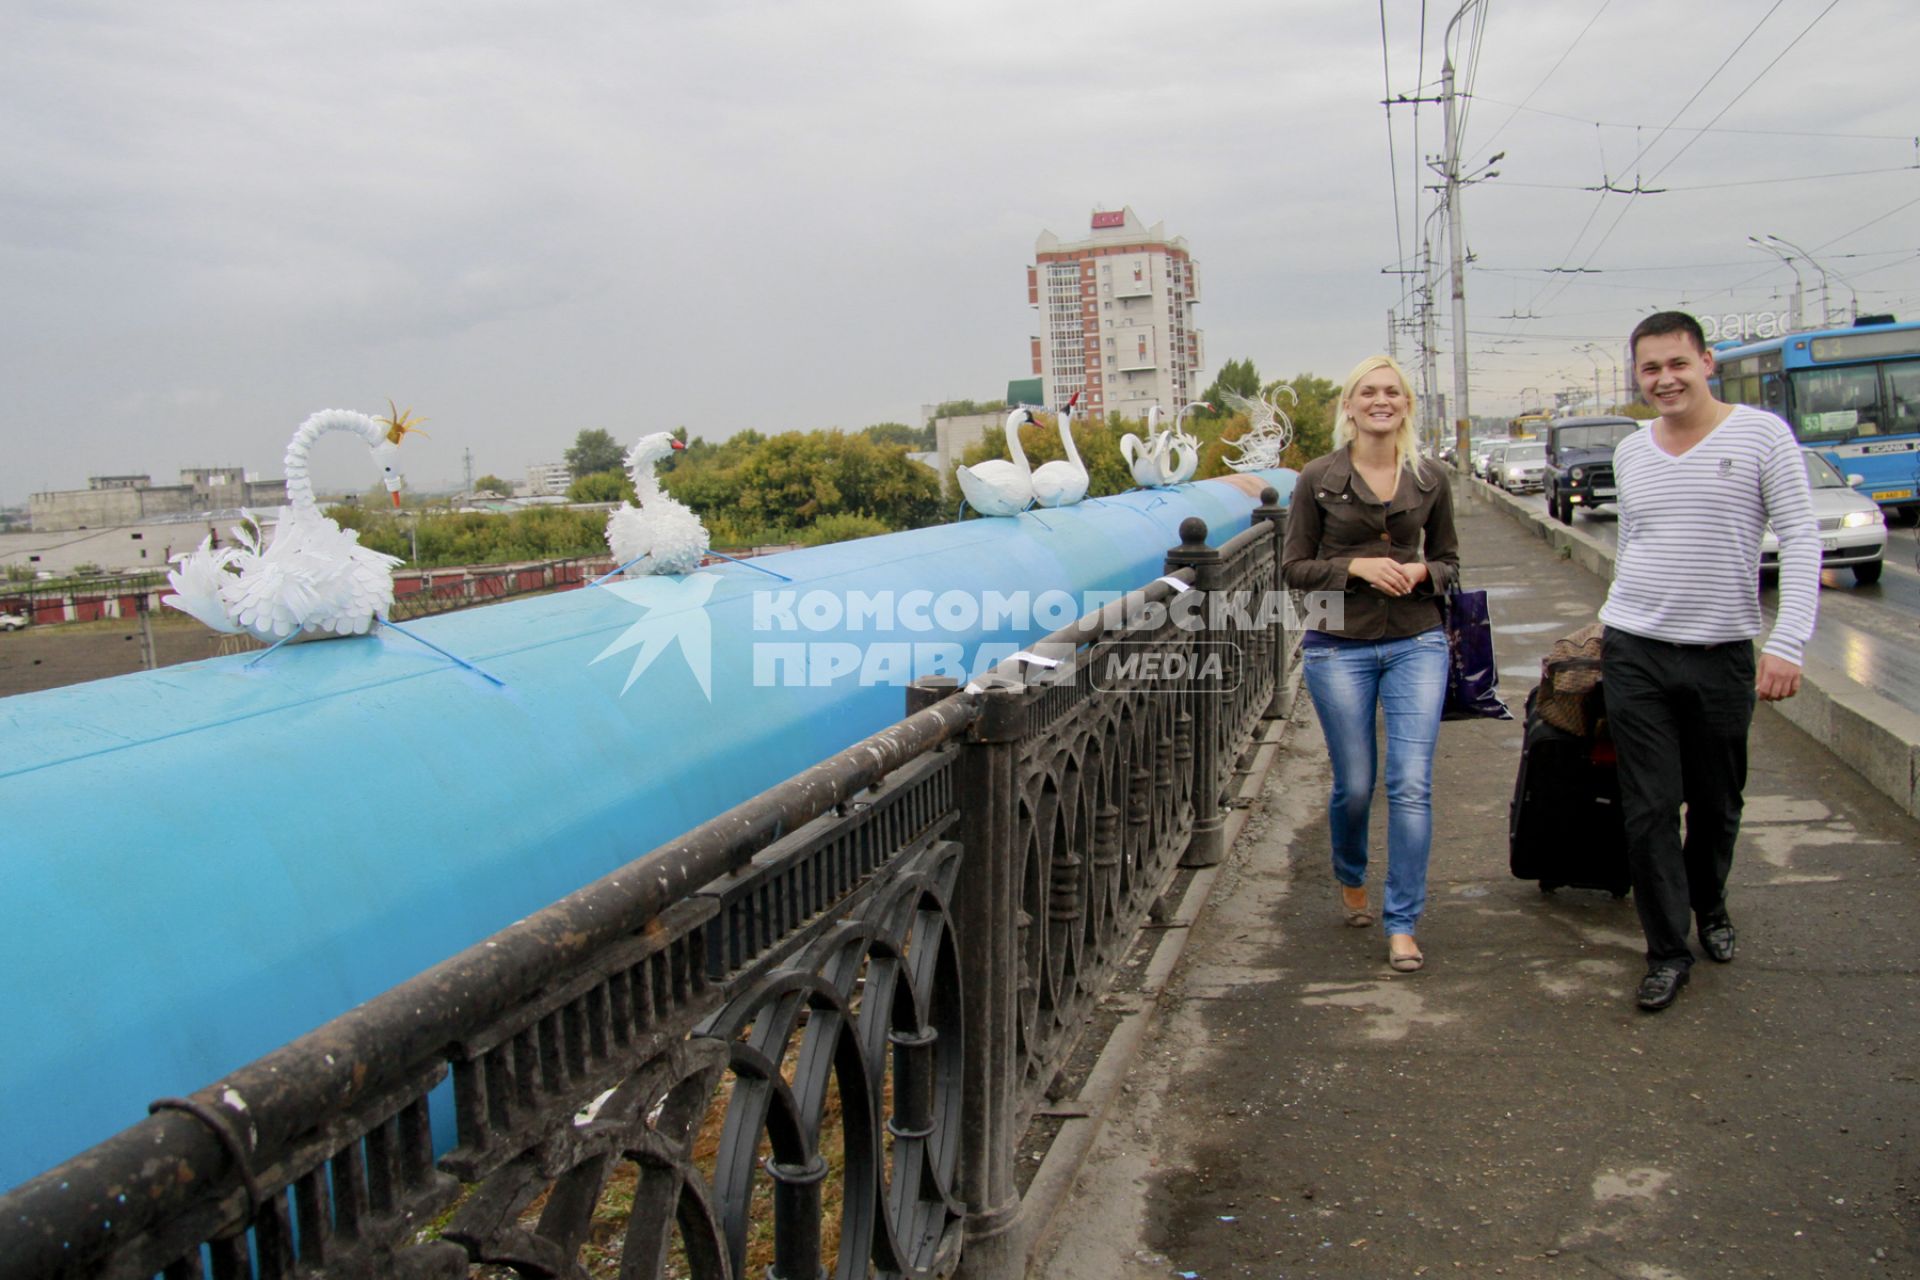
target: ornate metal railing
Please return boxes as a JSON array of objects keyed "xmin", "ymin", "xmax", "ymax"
[{"xmin": 0, "ymin": 490, "xmax": 1293, "ymax": 1280}]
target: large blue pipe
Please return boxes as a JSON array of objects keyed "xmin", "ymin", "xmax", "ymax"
[{"xmin": 0, "ymin": 472, "xmax": 1293, "ymax": 1191}]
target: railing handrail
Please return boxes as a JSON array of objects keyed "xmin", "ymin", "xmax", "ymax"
[
  {"xmin": 0, "ymin": 693, "xmax": 980, "ymax": 1272},
  {"xmin": 0, "ymin": 486, "xmax": 1294, "ymax": 1278}
]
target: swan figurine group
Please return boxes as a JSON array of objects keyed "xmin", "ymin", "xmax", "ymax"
[
  {"xmin": 956, "ymin": 407, "xmax": 1039, "ymax": 516},
  {"xmin": 163, "ymin": 405, "xmax": 420, "ymax": 640},
  {"xmin": 605, "ymin": 431, "xmax": 710, "ymax": 574},
  {"xmin": 957, "ymin": 398, "xmax": 1095, "ymax": 516},
  {"xmin": 1121, "ymin": 401, "xmax": 1211, "ymax": 487}
]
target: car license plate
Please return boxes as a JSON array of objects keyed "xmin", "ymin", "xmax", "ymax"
[
  {"xmin": 1876, "ymin": 489, "xmax": 1913, "ymax": 501},
  {"xmin": 1594, "ymin": 488, "xmax": 1616, "ymax": 500},
  {"xmin": 1821, "ymin": 536, "xmax": 1838, "ymax": 552}
]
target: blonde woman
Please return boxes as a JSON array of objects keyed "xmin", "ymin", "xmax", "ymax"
[{"xmin": 1281, "ymin": 355, "xmax": 1459, "ymax": 971}]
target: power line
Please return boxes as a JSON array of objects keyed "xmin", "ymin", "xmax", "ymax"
[
  {"xmin": 1467, "ymin": 0, "xmax": 1611, "ymax": 165},
  {"xmin": 1528, "ymin": 0, "xmax": 1834, "ymax": 321},
  {"xmin": 1466, "ymin": 93, "xmax": 1914, "ymax": 142},
  {"xmin": 1657, "ymin": 164, "xmax": 1919, "ymax": 192},
  {"xmin": 1643, "ymin": 0, "xmax": 1842, "ymax": 184},
  {"xmin": 1380, "ymin": 0, "xmax": 1413, "ymax": 326},
  {"xmin": 1517, "ymin": 0, "xmax": 1788, "ymax": 322},
  {"xmin": 1815, "ymin": 191, "xmax": 1920, "ymax": 252},
  {"xmin": 1495, "ymin": 164, "xmax": 1919, "ymax": 192}
]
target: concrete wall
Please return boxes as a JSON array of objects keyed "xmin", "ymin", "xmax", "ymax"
[{"xmin": 30, "ymin": 478, "xmax": 287, "ymax": 532}]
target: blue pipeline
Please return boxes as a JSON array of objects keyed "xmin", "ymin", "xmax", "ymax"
[{"xmin": 0, "ymin": 471, "xmax": 1294, "ymax": 1192}]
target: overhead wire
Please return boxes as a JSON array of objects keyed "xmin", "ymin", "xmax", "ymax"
[
  {"xmin": 1467, "ymin": 0, "xmax": 1611, "ymax": 167},
  {"xmin": 1380, "ymin": 0, "xmax": 1414, "ymax": 331},
  {"xmin": 1467, "ymin": 94, "xmax": 1915, "ymax": 142},
  {"xmin": 1525, "ymin": 0, "xmax": 1822, "ymax": 320}
]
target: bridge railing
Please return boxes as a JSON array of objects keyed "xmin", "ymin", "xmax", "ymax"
[{"xmin": 0, "ymin": 491, "xmax": 1293, "ymax": 1280}]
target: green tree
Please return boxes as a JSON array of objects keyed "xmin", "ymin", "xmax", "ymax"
[
  {"xmin": 474, "ymin": 474, "xmax": 512, "ymax": 496},
  {"xmin": 1197, "ymin": 358, "xmax": 1262, "ymax": 418},
  {"xmin": 565, "ymin": 429, "xmax": 625, "ymax": 478},
  {"xmin": 568, "ymin": 469, "xmax": 632, "ymax": 503},
  {"xmin": 928, "ymin": 398, "xmax": 1007, "ymax": 420},
  {"xmin": 863, "ymin": 421, "xmax": 935, "ymax": 449}
]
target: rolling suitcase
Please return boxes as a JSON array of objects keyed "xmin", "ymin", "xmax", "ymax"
[{"xmin": 1508, "ymin": 685, "xmax": 1631, "ymax": 897}]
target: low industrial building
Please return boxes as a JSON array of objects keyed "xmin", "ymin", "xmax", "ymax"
[{"xmin": 29, "ymin": 470, "xmax": 288, "ymax": 533}]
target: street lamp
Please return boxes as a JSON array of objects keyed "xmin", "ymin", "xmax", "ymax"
[
  {"xmin": 1748, "ymin": 236, "xmax": 1805, "ymax": 331},
  {"xmin": 1765, "ymin": 234, "xmax": 1848, "ymax": 325},
  {"xmin": 1579, "ymin": 343, "xmax": 1621, "ymax": 411}
]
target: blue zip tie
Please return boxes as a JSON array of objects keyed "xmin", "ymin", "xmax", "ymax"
[
  {"xmin": 375, "ymin": 615, "xmax": 506, "ymax": 686},
  {"xmin": 242, "ymin": 630, "xmax": 299, "ymax": 669},
  {"xmin": 704, "ymin": 548, "xmax": 794, "ymax": 582},
  {"xmin": 589, "ymin": 552, "xmax": 654, "ymax": 587}
]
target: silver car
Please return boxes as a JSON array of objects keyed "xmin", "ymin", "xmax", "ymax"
[
  {"xmin": 1473, "ymin": 437, "xmax": 1511, "ymax": 480},
  {"xmin": 1760, "ymin": 449, "xmax": 1888, "ymax": 586},
  {"xmin": 1497, "ymin": 441, "xmax": 1548, "ymax": 493}
]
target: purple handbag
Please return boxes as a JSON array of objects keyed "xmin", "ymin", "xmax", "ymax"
[{"xmin": 1441, "ymin": 580, "xmax": 1514, "ymax": 722}]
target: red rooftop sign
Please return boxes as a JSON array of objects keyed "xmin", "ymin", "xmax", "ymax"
[{"xmin": 1091, "ymin": 210, "xmax": 1126, "ymax": 229}]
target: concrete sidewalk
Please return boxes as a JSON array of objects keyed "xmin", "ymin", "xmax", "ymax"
[{"xmin": 1030, "ymin": 493, "xmax": 1920, "ymax": 1278}]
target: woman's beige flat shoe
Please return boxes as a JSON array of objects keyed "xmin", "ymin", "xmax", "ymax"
[
  {"xmin": 1340, "ymin": 885, "xmax": 1373, "ymax": 928},
  {"xmin": 1388, "ymin": 934, "xmax": 1424, "ymax": 972}
]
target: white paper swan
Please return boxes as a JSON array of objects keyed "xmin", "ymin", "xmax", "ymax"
[
  {"xmin": 606, "ymin": 431, "xmax": 710, "ymax": 575},
  {"xmin": 163, "ymin": 406, "xmax": 417, "ymax": 640},
  {"xmin": 1221, "ymin": 387, "xmax": 1296, "ymax": 472},
  {"xmin": 957, "ymin": 407, "xmax": 1038, "ymax": 517},
  {"xmin": 1030, "ymin": 391, "xmax": 1089, "ymax": 508}
]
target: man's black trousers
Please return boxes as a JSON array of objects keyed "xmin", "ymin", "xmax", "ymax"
[{"xmin": 1601, "ymin": 627, "xmax": 1757, "ymax": 970}]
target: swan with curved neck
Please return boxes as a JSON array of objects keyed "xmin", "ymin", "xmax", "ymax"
[
  {"xmin": 1030, "ymin": 391, "xmax": 1089, "ymax": 508},
  {"xmin": 1162, "ymin": 400, "xmax": 1212, "ymax": 485},
  {"xmin": 606, "ymin": 431, "xmax": 710, "ymax": 574},
  {"xmin": 956, "ymin": 408, "xmax": 1037, "ymax": 516},
  {"xmin": 163, "ymin": 406, "xmax": 418, "ymax": 640},
  {"xmin": 1120, "ymin": 405, "xmax": 1172, "ymax": 488}
]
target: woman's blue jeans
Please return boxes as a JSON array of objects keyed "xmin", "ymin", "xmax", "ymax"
[{"xmin": 1301, "ymin": 629, "xmax": 1449, "ymax": 937}]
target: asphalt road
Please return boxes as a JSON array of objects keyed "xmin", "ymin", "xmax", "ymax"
[{"xmin": 1510, "ymin": 486, "xmax": 1920, "ymax": 717}]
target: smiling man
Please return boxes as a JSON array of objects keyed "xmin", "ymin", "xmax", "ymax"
[{"xmin": 1597, "ymin": 310, "xmax": 1819, "ymax": 1012}]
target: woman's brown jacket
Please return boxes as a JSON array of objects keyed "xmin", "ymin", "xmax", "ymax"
[{"xmin": 1281, "ymin": 450, "xmax": 1460, "ymax": 639}]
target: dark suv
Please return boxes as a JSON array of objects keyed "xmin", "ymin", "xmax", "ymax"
[{"xmin": 1544, "ymin": 415, "xmax": 1642, "ymax": 523}]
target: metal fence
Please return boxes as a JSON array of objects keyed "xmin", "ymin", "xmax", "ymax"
[{"xmin": 0, "ymin": 491, "xmax": 1293, "ymax": 1280}]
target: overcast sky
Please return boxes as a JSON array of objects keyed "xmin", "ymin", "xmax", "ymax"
[{"xmin": 4, "ymin": 0, "xmax": 1915, "ymax": 501}]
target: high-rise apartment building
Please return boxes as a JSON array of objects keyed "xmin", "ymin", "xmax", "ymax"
[{"xmin": 1026, "ymin": 207, "xmax": 1204, "ymax": 418}]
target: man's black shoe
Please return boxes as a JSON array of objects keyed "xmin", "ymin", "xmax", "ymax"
[
  {"xmin": 1636, "ymin": 965, "xmax": 1689, "ymax": 1012},
  {"xmin": 1701, "ymin": 918, "xmax": 1737, "ymax": 963}
]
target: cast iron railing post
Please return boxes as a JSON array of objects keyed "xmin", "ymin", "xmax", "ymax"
[
  {"xmin": 1165, "ymin": 517, "xmax": 1226, "ymax": 868},
  {"xmin": 1253, "ymin": 485, "xmax": 1290, "ymax": 718},
  {"xmin": 936, "ymin": 675, "xmax": 1028, "ymax": 1279}
]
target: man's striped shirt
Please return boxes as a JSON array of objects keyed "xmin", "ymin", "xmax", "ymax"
[{"xmin": 1598, "ymin": 405, "xmax": 1819, "ymax": 664}]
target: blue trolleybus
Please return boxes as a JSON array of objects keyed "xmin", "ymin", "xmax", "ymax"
[{"xmin": 1712, "ymin": 317, "xmax": 1920, "ymax": 523}]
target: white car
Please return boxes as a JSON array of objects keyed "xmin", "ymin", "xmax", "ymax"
[
  {"xmin": 1473, "ymin": 437, "xmax": 1511, "ymax": 479},
  {"xmin": 1761, "ymin": 449, "xmax": 1887, "ymax": 585},
  {"xmin": 0, "ymin": 611, "xmax": 28, "ymax": 632},
  {"xmin": 1497, "ymin": 441, "xmax": 1548, "ymax": 493}
]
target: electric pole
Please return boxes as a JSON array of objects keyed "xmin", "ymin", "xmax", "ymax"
[
  {"xmin": 1441, "ymin": 38, "xmax": 1471, "ymax": 473},
  {"xmin": 462, "ymin": 447, "xmax": 475, "ymax": 495}
]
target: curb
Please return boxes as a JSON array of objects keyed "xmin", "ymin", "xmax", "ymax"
[
  {"xmin": 1013, "ymin": 646, "xmax": 1306, "ymax": 1271},
  {"xmin": 1473, "ymin": 474, "xmax": 1920, "ymax": 820}
]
